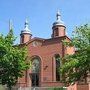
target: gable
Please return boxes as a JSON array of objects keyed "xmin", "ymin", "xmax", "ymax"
[{"xmin": 26, "ymin": 39, "xmax": 44, "ymax": 47}]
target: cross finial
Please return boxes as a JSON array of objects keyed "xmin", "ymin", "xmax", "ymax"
[
  {"xmin": 56, "ymin": 10, "xmax": 61, "ymax": 21},
  {"xmin": 25, "ymin": 19, "xmax": 29, "ymax": 29}
]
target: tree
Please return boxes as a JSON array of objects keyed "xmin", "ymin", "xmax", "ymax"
[
  {"xmin": 0, "ymin": 29, "xmax": 29, "ymax": 90},
  {"xmin": 60, "ymin": 24, "xmax": 90, "ymax": 84}
]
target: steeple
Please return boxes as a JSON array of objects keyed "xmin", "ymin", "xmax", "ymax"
[
  {"xmin": 20, "ymin": 19, "xmax": 32, "ymax": 44},
  {"xmin": 21, "ymin": 19, "xmax": 32, "ymax": 34},
  {"xmin": 52, "ymin": 10, "xmax": 66, "ymax": 38},
  {"xmin": 9, "ymin": 19, "xmax": 13, "ymax": 30},
  {"xmin": 53, "ymin": 10, "xmax": 65, "ymax": 27}
]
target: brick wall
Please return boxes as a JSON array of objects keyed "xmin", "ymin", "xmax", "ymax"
[{"xmin": 67, "ymin": 83, "xmax": 90, "ymax": 90}]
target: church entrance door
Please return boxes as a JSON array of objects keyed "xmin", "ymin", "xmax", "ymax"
[{"xmin": 30, "ymin": 73, "xmax": 39, "ymax": 87}]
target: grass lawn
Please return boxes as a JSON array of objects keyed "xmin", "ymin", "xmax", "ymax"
[{"xmin": 0, "ymin": 85, "xmax": 5, "ymax": 90}]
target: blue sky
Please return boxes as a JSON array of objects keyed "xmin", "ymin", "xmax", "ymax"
[{"xmin": 0, "ymin": 0, "xmax": 90, "ymax": 44}]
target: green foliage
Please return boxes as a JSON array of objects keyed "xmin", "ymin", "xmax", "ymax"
[
  {"xmin": 61, "ymin": 24, "xmax": 90, "ymax": 84},
  {"xmin": 0, "ymin": 29, "xmax": 29, "ymax": 89}
]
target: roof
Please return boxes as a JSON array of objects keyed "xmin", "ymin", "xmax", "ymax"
[{"xmin": 17, "ymin": 35, "xmax": 71, "ymax": 46}]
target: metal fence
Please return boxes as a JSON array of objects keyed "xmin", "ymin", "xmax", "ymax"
[
  {"xmin": 0, "ymin": 85, "xmax": 67, "ymax": 90},
  {"xmin": 18, "ymin": 87, "xmax": 67, "ymax": 90}
]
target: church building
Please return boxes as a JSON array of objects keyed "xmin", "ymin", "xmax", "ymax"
[{"xmin": 18, "ymin": 11, "xmax": 75, "ymax": 87}]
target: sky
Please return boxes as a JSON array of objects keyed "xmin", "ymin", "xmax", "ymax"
[{"xmin": 0, "ymin": 0, "xmax": 90, "ymax": 44}]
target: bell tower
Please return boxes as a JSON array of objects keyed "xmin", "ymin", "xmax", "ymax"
[
  {"xmin": 20, "ymin": 19, "xmax": 32, "ymax": 44},
  {"xmin": 52, "ymin": 11, "xmax": 66, "ymax": 38}
]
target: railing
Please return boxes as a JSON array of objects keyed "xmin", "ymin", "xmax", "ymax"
[
  {"xmin": 0, "ymin": 85, "xmax": 67, "ymax": 90},
  {"xmin": 18, "ymin": 87, "xmax": 67, "ymax": 90}
]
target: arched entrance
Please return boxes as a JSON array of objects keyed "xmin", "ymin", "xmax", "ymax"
[{"xmin": 30, "ymin": 56, "xmax": 41, "ymax": 87}]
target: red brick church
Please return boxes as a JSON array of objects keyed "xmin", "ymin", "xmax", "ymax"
[{"xmin": 18, "ymin": 11, "xmax": 75, "ymax": 87}]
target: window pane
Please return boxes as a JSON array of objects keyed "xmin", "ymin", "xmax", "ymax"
[{"xmin": 32, "ymin": 58, "xmax": 40, "ymax": 73}]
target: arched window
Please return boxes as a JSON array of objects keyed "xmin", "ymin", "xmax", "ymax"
[
  {"xmin": 32, "ymin": 58, "xmax": 40, "ymax": 73},
  {"xmin": 21, "ymin": 35, "xmax": 24, "ymax": 43},
  {"xmin": 54, "ymin": 28, "xmax": 58, "ymax": 37},
  {"xmin": 31, "ymin": 57, "xmax": 40, "ymax": 87},
  {"xmin": 55, "ymin": 54, "xmax": 61, "ymax": 81}
]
